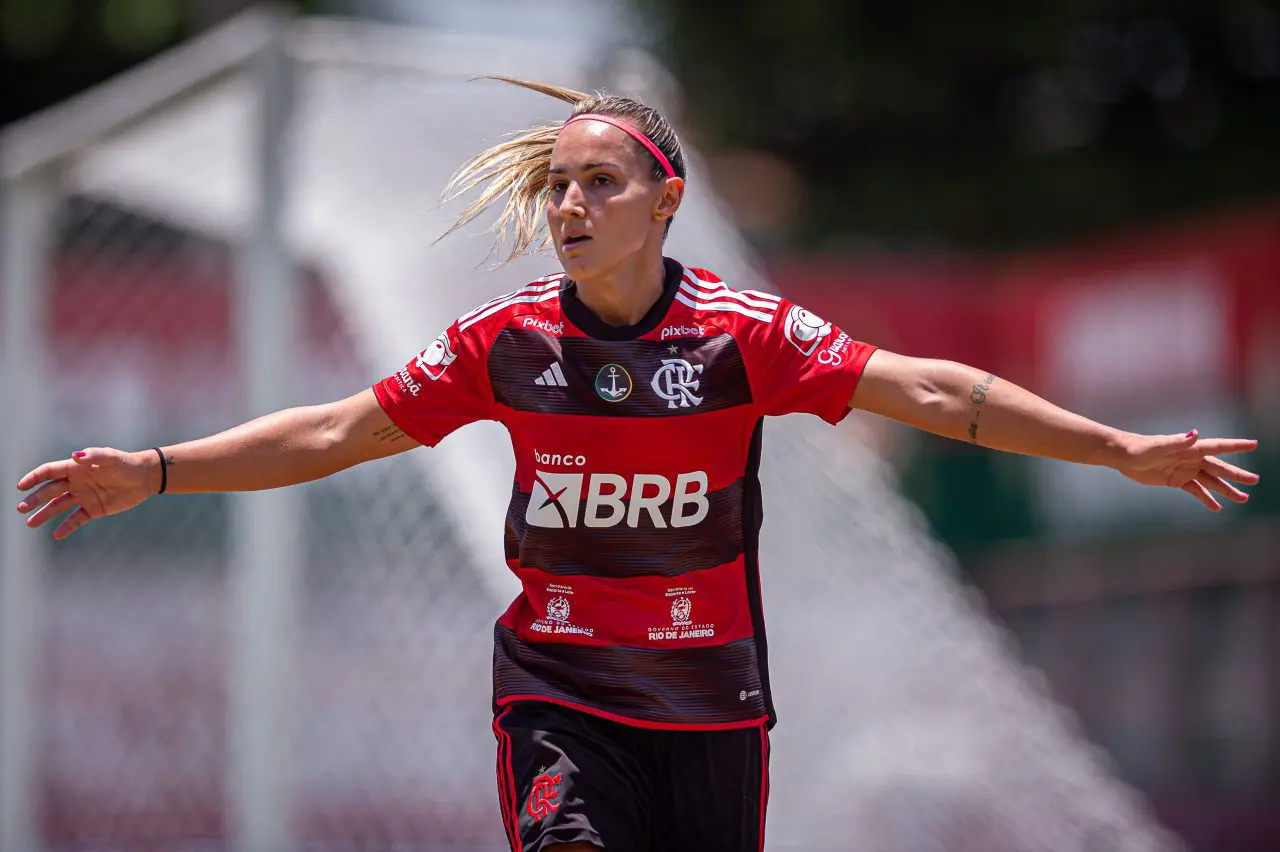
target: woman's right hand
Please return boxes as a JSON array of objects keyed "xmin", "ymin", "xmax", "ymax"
[{"xmin": 15, "ymin": 447, "xmax": 161, "ymax": 540}]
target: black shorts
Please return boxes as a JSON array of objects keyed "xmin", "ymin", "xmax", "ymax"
[{"xmin": 492, "ymin": 701, "xmax": 771, "ymax": 852}]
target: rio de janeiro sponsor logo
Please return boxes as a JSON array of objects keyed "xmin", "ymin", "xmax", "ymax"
[
  {"xmin": 647, "ymin": 587, "xmax": 716, "ymax": 641},
  {"xmin": 530, "ymin": 583, "xmax": 593, "ymax": 638}
]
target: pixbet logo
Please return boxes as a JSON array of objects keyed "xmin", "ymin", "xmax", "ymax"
[
  {"xmin": 660, "ymin": 324, "xmax": 704, "ymax": 340},
  {"xmin": 523, "ymin": 316, "xmax": 564, "ymax": 335},
  {"xmin": 526, "ymin": 470, "xmax": 710, "ymax": 529},
  {"xmin": 782, "ymin": 304, "xmax": 832, "ymax": 356}
]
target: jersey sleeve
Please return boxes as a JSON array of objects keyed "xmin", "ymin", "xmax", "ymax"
[
  {"xmin": 372, "ymin": 318, "xmax": 496, "ymax": 447},
  {"xmin": 742, "ymin": 297, "xmax": 877, "ymax": 424}
]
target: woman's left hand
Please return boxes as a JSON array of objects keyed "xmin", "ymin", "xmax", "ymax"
[{"xmin": 1117, "ymin": 430, "xmax": 1260, "ymax": 511}]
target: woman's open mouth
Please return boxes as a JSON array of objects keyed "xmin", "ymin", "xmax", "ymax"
[{"xmin": 563, "ymin": 235, "xmax": 592, "ymax": 248}]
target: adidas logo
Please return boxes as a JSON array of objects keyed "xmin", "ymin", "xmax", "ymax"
[{"xmin": 534, "ymin": 363, "xmax": 568, "ymax": 387}]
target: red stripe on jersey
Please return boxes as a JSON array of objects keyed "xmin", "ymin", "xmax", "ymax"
[
  {"xmin": 497, "ymin": 695, "xmax": 771, "ymax": 732},
  {"xmin": 498, "ymin": 559, "xmax": 755, "ymax": 649},
  {"xmin": 512, "ymin": 408, "xmax": 756, "ymax": 494},
  {"xmin": 493, "ymin": 626, "xmax": 768, "ymax": 725}
]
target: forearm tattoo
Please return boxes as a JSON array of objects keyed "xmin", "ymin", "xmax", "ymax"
[
  {"xmin": 374, "ymin": 424, "xmax": 408, "ymax": 445},
  {"xmin": 967, "ymin": 374, "xmax": 996, "ymax": 443}
]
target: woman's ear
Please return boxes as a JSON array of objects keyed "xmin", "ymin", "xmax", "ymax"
[{"xmin": 653, "ymin": 176, "xmax": 685, "ymax": 222}]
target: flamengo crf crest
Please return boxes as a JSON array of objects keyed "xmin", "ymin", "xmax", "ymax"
[
  {"xmin": 651, "ymin": 358, "xmax": 704, "ymax": 409},
  {"xmin": 527, "ymin": 770, "xmax": 563, "ymax": 822}
]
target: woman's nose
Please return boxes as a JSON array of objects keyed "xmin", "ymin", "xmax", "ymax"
[{"xmin": 559, "ymin": 182, "xmax": 586, "ymax": 216}]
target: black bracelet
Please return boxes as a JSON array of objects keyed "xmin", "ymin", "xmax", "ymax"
[{"xmin": 152, "ymin": 447, "xmax": 168, "ymax": 495}]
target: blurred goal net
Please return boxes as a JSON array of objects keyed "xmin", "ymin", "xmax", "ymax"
[{"xmin": 0, "ymin": 11, "xmax": 1182, "ymax": 852}]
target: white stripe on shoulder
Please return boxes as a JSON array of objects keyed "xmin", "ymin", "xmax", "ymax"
[
  {"xmin": 458, "ymin": 277, "xmax": 562, "ymax": 325},
  {"xmin": 674, "ymin": 292, "xmax": 775, "ymax": 323},
  {"xmin": 459, "ymin": 288, "xmax": 560, "ymax": 331},
  {"xmin": 684, "ymin": 272, "xmax": 780, "ymax": 300},
  {"xmin": 679, "ymin": 277, "xmax": 780, "ymax": 310}
]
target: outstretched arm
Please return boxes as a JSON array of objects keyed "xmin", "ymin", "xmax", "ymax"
[
  {"xmin": 15, "ymin": 389, "xmax": 417, "ymax": 539},
  {"xmin": 850, "ymin": 350, "xmax": 1260, "ymax": 511}
]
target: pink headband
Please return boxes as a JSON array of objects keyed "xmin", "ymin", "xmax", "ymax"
[{"xmin": 563, "ymin": 113, "xmax": 677, "ymax": 179}]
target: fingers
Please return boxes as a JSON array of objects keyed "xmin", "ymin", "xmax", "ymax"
[
  {"xmin": 1182, "ymin": 479, "xmax": 1222, "ymax": 512},
  {"xmin": 1192, "ymin": 438, "xmax": 1259, "ymax": 457},
  {"xmin": 16, "ymin": 459, "xmax": 75, "ymax": 492},
  {"xmin": 16, "ymin": 448, "xmax": 119, "ymax": 494},
  {"xmin": 1202, "ymin": 455, "xmax": 1261, "ymax": 486},
  {"xmin": 24, "ymin": 491, "xmax": 78, "ymax": 529},
  {"xmin": 1195, "ymin": 472, "xmax": 1248, "ymax": 504},
  {"xmin": 16, "ymin": 480, "xmax": 69, "ymax": 515},
  {"xmin": 52, "ymin": 506, "xmax": 92, "ymax": 540}
]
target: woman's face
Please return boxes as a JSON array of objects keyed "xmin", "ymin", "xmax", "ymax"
[{"xmin": 546, "ymin": 119, "xmax": 679, "ymax": 281}]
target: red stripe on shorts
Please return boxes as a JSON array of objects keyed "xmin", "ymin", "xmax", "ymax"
[{"xmin": 493, "ymin": 707, "xmax": 520, "ymax": 852}]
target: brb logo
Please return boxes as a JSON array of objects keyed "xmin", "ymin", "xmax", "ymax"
[
  {"xmin": 526, "ymin": 470, "xmax": 710, "ymax": 529},
  {"xmin": 415, "ymin": 332, "xmax": 457, "ymax": 381},
  {"xmin": 782, "ymin": 304, "xmax": 832, "ymax": 356},
  {"xmin": 527, "ymin": 770, "xmax": 563, "ymax": 822},
  {"xmin": 650, "ymin": 358, "xmax": 704, "ymax": 409}
]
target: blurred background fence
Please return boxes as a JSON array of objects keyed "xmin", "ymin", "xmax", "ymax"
[{"xmin": 1, "ymin": 2, "xmax": 1277, "ymax": 852}]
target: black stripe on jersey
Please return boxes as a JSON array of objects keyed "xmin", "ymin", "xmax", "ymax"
[
  {"xmin": 504, "ymin": 479, "xmax": 744, "ymax": 578},
  {"xmin": 488, "ymin": 328, "xmax": 752, "ymax": 417},
  {"xmin": 493, "ymin": 624, "xmax": 767, "ymax": 725}
]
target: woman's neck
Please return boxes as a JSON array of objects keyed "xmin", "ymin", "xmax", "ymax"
[{"xmin": 572, "ymin": 252, "xmax": 667, "ymax": 328}]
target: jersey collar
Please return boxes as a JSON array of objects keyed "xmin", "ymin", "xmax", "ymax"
[{"xmin": 560, "ymin": 257, "xmax": 684, "ymax": 341}]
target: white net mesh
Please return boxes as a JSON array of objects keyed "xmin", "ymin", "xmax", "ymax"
[{"xmin": 8, "ymin": 16, "xmax": 1183, "ymax": 852}]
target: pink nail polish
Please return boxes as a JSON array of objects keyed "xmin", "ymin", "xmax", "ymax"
[
  {"xmin": 1185, "ymin": 430, "xmax": 1198, "ymax": 438},
  {"xmin": 73, "ymin": 451, "xmax": 86, "ymax": 458}
]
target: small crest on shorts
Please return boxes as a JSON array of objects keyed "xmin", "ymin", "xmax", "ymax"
[{"xmin": 527, "ymin": 770, "xmax": 563, "ymax": 822}]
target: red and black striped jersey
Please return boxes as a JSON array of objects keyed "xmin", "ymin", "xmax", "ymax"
[{"xmin": 374, "ymin": 258, "xmax": 876, "ymax": 730}]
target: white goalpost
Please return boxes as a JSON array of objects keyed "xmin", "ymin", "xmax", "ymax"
[{"xmin": 0, "ymin": 9, "xmax": 1182, "ymax": 851}]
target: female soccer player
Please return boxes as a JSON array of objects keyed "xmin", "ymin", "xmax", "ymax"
[{"xmin": 15, "ymin": 78, "xmax": 1260, "ymax": 852}]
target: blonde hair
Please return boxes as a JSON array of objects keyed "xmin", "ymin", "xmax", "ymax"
[{"xmin": 440, "ymin": 76, "xmax": 687, "ymax": 265}]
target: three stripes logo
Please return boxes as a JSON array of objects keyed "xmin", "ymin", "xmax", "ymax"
[{"xmin": 534, "ymin": 363, "xmax": 568, "ymax": 387}]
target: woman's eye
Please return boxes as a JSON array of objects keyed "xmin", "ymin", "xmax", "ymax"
[
  {"xmin": 593, "ymin": 174, "xmax": 612, "ymax": 185},
  {"xmin": 550, "ymin": 181, "xmax": 567, "ymax": 192}
]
